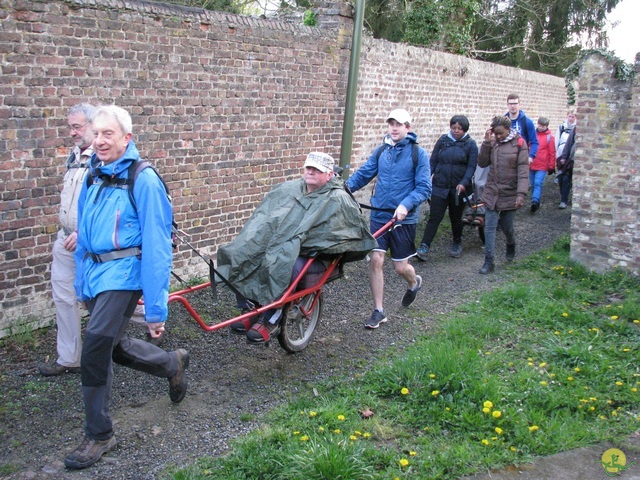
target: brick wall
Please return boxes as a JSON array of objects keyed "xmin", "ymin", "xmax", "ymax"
[
  {"xmin": 0, "ymin": 0, "xmax": 568, "ymax": 336},
  {"xmin": 570, "ymin": 53, "xmax": 640, "ymax": 274}
]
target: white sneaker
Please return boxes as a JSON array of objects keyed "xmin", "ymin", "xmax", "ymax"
[{"xmin": 558, "ymin": 202, "xmax": 567, "ymax": 209}]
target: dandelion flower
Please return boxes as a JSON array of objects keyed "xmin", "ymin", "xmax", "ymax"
[
  {"xmin": 562, "ymin": 312, "xmax": 569, "ymax": 317},
  {"xmin": 611, "ymin": 315, "xmax": 619, "ymax": 320},
  {"xmin": 337, "ymin": 415, "xmax": 345, "ymax": 421},
  {"xmin": 300, "ymin": 435, "xmax": 309, "ymax": 442},
  {"xmin": 430, "ymin": 374, "xmax": 436, "ymax": 379},
  {"xmin": 492, "ymin": 410, "xmax": 502, "ymax": 418},
  {"xmin": 446, "ymin": 407, "xmax": 450, "ymax": 411},
  {"xmin": 631, "ymin": 388, "xmax": 637, "ymax": 392},
  {"xmin": 409, "ymin": 451, "xmax": 417, "ymax": 456},
  {"xmin": 334, "ymin": 429, "xmax": 341, "ymax": 434},
  {"xmin": 483, "ymin": 400, "xmax": 494, "ymax": 409},
  {"xmin": 309, "ymin": 411, "xmax": 317, "ymax": 417},
  {"xmin": 528, "ymin": 362, "xmax": 534, "ymax": 366},
  {"xmin": 529, "ymin": 425, "xmax": 539, "ymax": 432},
  {"xmin": 623, "ymin": 348, "xmax": 630, "ymax": 352},
  {"xmin": 589, "ymin": 406, "xmax": 595, "ymax": 411},
  {"xmin": 495, "ymin": 427, "xmax": 503, "ymax": 435},
  {"xmin": 431, "ymin": 390, "xmax": 440, "ymax": 396},
  {"xmin": 423, "ymin": 427, "xmax": 430, "ymax": 431},
  {"xmin": 481, "ymin": 439, "xmax": 490, "ymax": 446},
  {"xmin": 482, "ymin": 407, "xmax": 491, "ymax": 414},
  {"xmin": 363, "ymin": 432, "xmax": 371, "ymax": 438},
  {"xmin": 399, "ymin": 459, "xmax": 409, "ymax": 467},
  {"xmin": 318, "ymin": 427, "xmax": 325, "ymax": 432},
  {"xmin": 354, "ymin": 431, "xmax": 362, "ymax": 436},
  {"xmin": 616, "ymin": 381, "xmax": 624, "ymax": 386},
  {"xmin": 293, "ymin": 431, "xmax": 300, "ymax": 435},
  {"xmin": 567, "ymin": 377, "xmax": 574, "ymax": 381},
  {"xmin": 401, "ymin": 387, "xmax": 409, "ymax": 395},
  {"xmin": 554, "ymin": 331, "xmax": 560, "ymax": 335},
  {"xmin": 350, "ymin": 435, "xmax": 357, "ymax": 441},
  {"xmin": 634, "ymin": 320, "xmax": 639, "ymax": 324},
  {"xmin": 550, "ymin": 373, "xmax": 556, "ymax": 378},
  {"xmin": 539, "ymin": 362, "xmax": 547, "ymax": 367},
  {"xmin": 540, "ymin": 381, "xmax": 548, "ymax": 386},
  {"xmin": 510, "ymin": 446, "xmax": 517, "ymax": 452}
]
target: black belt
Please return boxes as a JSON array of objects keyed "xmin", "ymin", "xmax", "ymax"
[{"xmin": 85, "ymin": 247, "xmax": 141, "ymax": 263}]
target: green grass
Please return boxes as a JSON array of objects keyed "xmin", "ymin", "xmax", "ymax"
[{"xmin": 166, "ymin": 236, "xmax": 640, "ymax": 479}]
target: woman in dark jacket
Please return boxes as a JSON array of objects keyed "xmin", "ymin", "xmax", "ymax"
[
  {"xmin": 477, "ymin": 116, "xmax": 529, "ymax": 274},
  {"xmin": 417, "ymin": 115, "xmax": 478, "ymax": 260}
]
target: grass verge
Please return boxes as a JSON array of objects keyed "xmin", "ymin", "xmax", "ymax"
[{"xmin": 167, "ymin": 236, "xmax": 639, "ymax": 479}]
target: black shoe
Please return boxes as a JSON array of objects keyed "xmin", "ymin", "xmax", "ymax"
[
  {"xmin": 64, "ymin": 436, "xmax": 117, "ymax": 469},
  {"xmin": 38, "ymin": 362, "xmax": 81, "ymax": 377},
  {"xmin": 506, "ymin": 244, "xmax": 516, "ymax": 262},
  {"xmin": 479, "ymin": 259, "xmax": 494, "ymax": 274},
  {"xmin": 530, "ymin": 202, "xmax": 539, "ymax": 213},
  {"xmin": 168, "ymin": 349, "xmax": 189, "ymax": 403},
  {"xmin": 401, "ymin": 275, "xmax": 422, "ymax": 307},
  {"xmin": 449, "ymin": 242, "xmax": 462, "ymax": 258},
  {"xmin": 364, "ymin": 309, "xmax": 387, "ymax": 329},
  {"xmin": 229, "ymin": 308, "xmax": 257, "ymax": 334}
]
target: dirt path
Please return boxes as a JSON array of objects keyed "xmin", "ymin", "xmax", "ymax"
[{"xmin": 0, "ymin": 181, "xmax": 571, "ymax": 479}]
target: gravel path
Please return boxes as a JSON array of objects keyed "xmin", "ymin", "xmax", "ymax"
[{"xmin": 0, "ymin": 182, "xmax": 570, "ymax": 480}]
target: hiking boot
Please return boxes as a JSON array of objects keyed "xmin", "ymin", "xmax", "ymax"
[
  {"xmin": 530, "ymin": 202, "xmax": 539, "ymax": 213},
  {"xmin": 38, "ymin": 362, "xmax": 80, "ymax": 377},
  {"xmin": 558, "ymin": 202, "xmax": 567, "ymax": 209},
  {"xmin": 246, "ymin": 315, "xmax": 281, "ymax": 344},
  {"xmin": 449, "ymin": 242, "xmax": 462, "ymax": 258},
  {"xmin": 401, "ymin": 275, "xmax": 422, "ymax": 307},
  {"xmin": 64, "ymin": 435, "xmax": 117, "ymax": 469},
  {"xmin": 364, "ymin": 309, "xmax": 387, "ymax": 329},
  {"xmin": 168, "ymin": 349, "xmax": 189, "ymax": 403},
  {"xmin": 506, "ymin": 243, "xmax": 516, "ymax": 262},
  {"xmin": 479, "ymin": 259, "xmax": 494, "ymax": 274},
  {"xmin": 416, "ymin": 243, "xmax": 429, "ymax": 261},
  {"xmin": 229, "ymin": 309, "xmax": 257, "ymax": 334}
]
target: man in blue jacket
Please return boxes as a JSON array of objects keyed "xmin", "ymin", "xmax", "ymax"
[
  {"xmin": 66, "ymin": 105, "xmax": 188, "ymax": 470},
  {"xmin": 505, "ymin": 93, "xmax": 539, "ymax": 164},
  {"xmin": 346, "ymin": 109, "xmax": 431, "ymax": 329}
]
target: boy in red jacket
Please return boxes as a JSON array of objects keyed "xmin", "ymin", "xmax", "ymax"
[{"xmin": 529, "ymin": 117, "xmax": 556, "ymax": 212}]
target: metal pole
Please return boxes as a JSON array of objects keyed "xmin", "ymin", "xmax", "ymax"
[{"xmin": 339, "ymin": 0, "xmax": 365, "ymax": 180}]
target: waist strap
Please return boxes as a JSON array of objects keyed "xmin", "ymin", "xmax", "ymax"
[{"xmin": 85, "ymin": 247, "xmax": 141, "ymax": 263}]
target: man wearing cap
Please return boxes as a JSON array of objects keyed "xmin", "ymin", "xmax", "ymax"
[
  {"xmin": 346, "ymin": 109, "xmax": 431, "ymax": 329},
  {"xmin": 218, "ymin": 152, "xmax": 377, "ymax": 343}
]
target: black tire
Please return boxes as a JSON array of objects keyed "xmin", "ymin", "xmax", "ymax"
[
  {"xmin": 478, "ymin": 225, "xmax": 485, "ymax": 244},
  {"xmin": 277, "ymin": 292, "xmax": 323, "ymax": 353}
]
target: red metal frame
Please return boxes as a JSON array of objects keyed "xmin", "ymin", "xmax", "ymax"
[{"xmin": 164, "ymin": 219, "xmax": 395, "ymax": 332}]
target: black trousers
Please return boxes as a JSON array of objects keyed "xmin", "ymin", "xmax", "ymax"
[{"xmin": 420, "ymin": 192, "xmax": 465, "ymax": 247}]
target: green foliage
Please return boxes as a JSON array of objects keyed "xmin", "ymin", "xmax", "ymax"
[
  {"xmin": 169, "ymin": 238, "xmax": 640, "ymax": 479},
  {"xmin": 303, "ymin": 9, "xmax": 318, "ymax": 26}
]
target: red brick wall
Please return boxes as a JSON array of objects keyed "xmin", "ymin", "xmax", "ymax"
[
  {"xmin": 0, "ymin": 0, "xmax": 569, "ymax": 336},
  {"xmin": 569, "ymin": 53, "xmax": 640, "ymax": 275}
]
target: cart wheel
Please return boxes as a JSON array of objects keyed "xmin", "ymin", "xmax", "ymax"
[
  {"xmin": 478, "ymin": 225, "xmax": 485, "ymax": 244},
  {"xmin": 277, "ymin": 292, "xmax": 323, "ymax": 353}
]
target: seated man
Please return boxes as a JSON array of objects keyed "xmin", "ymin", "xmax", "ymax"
[{"xmin": 216, "ymin": 152, "xmax": 377, "ymax": 343}]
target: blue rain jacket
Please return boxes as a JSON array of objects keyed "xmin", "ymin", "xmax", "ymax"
[
  {"xmin": 346, "ymin": 132, "xmax": 431, "ymax": 224},
  {"xmin": 74, "ymin": 142, "xmax": 173, "ymax": 322}
]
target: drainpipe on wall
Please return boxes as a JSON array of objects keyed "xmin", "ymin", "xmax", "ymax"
[{"xmin": 339, "ymin": 0, "xmax": 365, "ymax": 180}]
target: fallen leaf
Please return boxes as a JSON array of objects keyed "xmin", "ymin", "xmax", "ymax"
[{"xmin": 359, "ymin": 408, "xmax": 374, "ymax": 419}]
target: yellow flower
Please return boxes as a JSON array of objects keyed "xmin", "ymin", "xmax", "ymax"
[
  {"xmin": 300, "ymin": 435, "xmax": 309, "ymax": 442},
  {"xmin": 527, "ymin": 357, "xmax": 533, "ymax": 361},
  {"xmin": 574, "ymin": 367, "xmax": 580, "ymax": 372},
  {"xmin": 409, "ymin": 451, "xmax": 417, "ymax": 456},
  {"xmin": 293, "ymin": 431, "xmax": 300, "ymax": 435},
  {"xmin": 431, "ymin": 390, "xmax": 440, "ymax": 396},
  {"xmin": 481, "ymin": 439, "xmax": 490, "ymax": 446},
  {"xmin": 562, "ymin": 312, "xmax": 569, "ymax": 317},
  {"xmin": 528, "ymin": 362, "xmax": 534, "ymax": 366},
  {"xmin": 363, "ymin": 432, "xmax": 371, "ymax": 438},
  {"xmin": 354, "ymin": 431, "xmax": 362, "ymax": 436},
  {"xmin": 623, "ymin": 348, "xmax": 630, "ymax": 352},
  {"xmin": 634, "ymin": 320, "xmax": 639, "ymax": 324},
  {"xmin": 399, "ymin": 458, "xmax": 410, "ymax": 467},
  {"xmin": 337, "ymin": 415, "xmax": 345, "ymax": 421},
  {"xmin": 600, "ymin": 415, "xmax": 607, "ymax": 420},
  {"xmin": 589, "ymin": 397, "xmax": 597, "ymax": 401},
  {"xmin": 567, "ymin": 377, "xmax": 574, "ymax": 381},
  {"xmin": 554, "ymin": 331, "xmax": 560, "ymax": 335},
  {"xmin": 611, "ymin": 315, "xmax": 619, "ymax": 320},
  {"xmin": 446, "ymin": 407, "xmax": 450, "ymax": 411},
  {"xmin": 589, "ymin": 406, "xmax": 595, "ymax": 411},
  {"xmin": 492, "ymin": 410, "xmax": 502, "ymax": 418},
  {"xmin": 334, "ymin": 429, "xmax": 341, "ymax": 434},
  {"xmin": 429, "ymin": 374, "xmax": 436, "ymax": 378},
  {"xmin": 580, "ymin": 399, "xmax": 589, "ymax": 403},
  {"xmin": 423, "ymin": 427, "xmax": 429, "ymax": 431},
  {"xmin": 495, "ymin": 427, "xmax": 503, "ymax": 435},
  {"xmin": 540, "ymin": 381, "xmax": 548, "ymax": 386},
  {"xmin": 482, "ymin": 407, "xmax": 491, "ymax": 414},
  {"xmin": 510, "ymin": 446, "xmax": 517, "ymax": 452},
  {"xmin": 401, "ymin": 387, "xmax": 409, "ymax": 395},
  {"xmin": 631, "ymin": 388, "xmax": 637, "ymax": 392},
  {"xmin": 529, "ymin": 425, "xmax": 539, "ymax": 432},
  {"xmin": 550, "ymin": 373, "xmax": 556, "ymax": 378},
  {"xmin": 309, "ymin": 411, "xmax": 317, "ymax": 417},
  {"xmin": 483, "ymin": 400, "xmax": 494, "ymax": 409},
  {"xmin": 539, "ymin": 362, "xmax": 547, "ymax": 367},
  {"xmin": 350, "ymin": 435, "xmax": 357, "ymax": 441},
  {"xmin": 616, "ymin": 381, "xmax": 624, "ymax": 386},
  {"xmin": 319, "ymin": 427, "xmax": 325, "ymax": 432}
]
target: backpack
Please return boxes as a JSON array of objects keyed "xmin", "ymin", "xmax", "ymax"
[
  {"xmin": 86, "ymin": 160, "xmax": 177, "ymax": 236},
  {"xmin": 374, "ymin": 142, "xmax": 419, "ymax": 169}
]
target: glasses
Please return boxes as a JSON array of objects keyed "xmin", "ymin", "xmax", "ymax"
[{"xmin": 68, "ymin": 122, "xmax": 88, "ymax": 132}]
